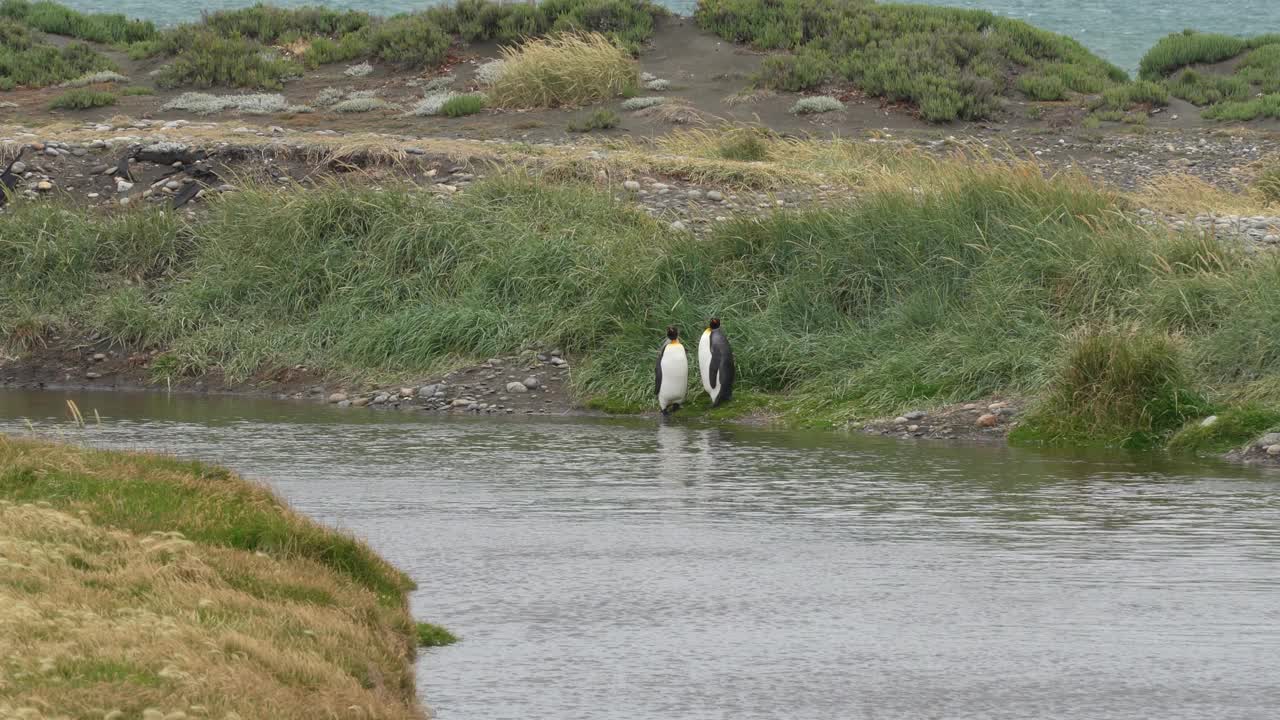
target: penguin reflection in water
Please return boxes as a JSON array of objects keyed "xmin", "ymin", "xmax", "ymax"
[{"xmin": 655, "ymin": 325, "xmax": 688, "ymax": 416}]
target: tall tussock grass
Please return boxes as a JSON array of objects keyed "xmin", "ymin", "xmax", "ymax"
[
  {"xmin": 485, "ymin": 32, "xmax": 637, "ymax": 108},
  {"xmin": 5, "ymin": 159, "xmax": 1280, "ymax": 439}
]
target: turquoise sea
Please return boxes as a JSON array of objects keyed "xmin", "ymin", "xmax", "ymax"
[{"xmin": 57, "ymin": 0, "xmax": 1280, "ymax": 73}]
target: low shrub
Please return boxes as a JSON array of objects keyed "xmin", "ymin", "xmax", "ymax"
[
  {"xmin": 153, "ymin": 29, "xmax": 300, "ymax": 90},
  {"xmin": 1203, "ymin": 94, "xmax": 1280, "ymax": 121},
  {"xmin": 331, "ymin": 96, "xmax": 394, "ymax": 113},
  {"xmin": 369, "ymin": 13, "xmax": 450, "ymax": 68},
  {"xmin": 0, "ymin": 34, "xmax": 115, "ymax": 89},
  {"xmin": 344, "ymin": 60, "xmax": 374, "ymax": 77},
  {"xmin": 790, "ymin": 95, "xmax": 843, "ymax": 114},
  {"xmin": 163, "ymin": 91, "xmax": 293, "ymax": 115},
  {"xmin": 1016, "ymin": 74, "xmax": 1067, "ymax": 101},
  {"xmin": 200, "ymin": 3, "xmax": 371, "ymax": 43},
  {"xmin": 0, "ymin": 0, "xmax": 158, "ymax": 44},
  {"xmin": 59, "ymin": 70, "xmax": 128, "ymax": 88},
  {"xmin": 1093, "ymin": 80, "xmax": 1169, "ymax": 111},
  {"xmin": 406, "ymin": 91, "xmax": 455, "ymax": 116},
  {"xmin": 120, "ymin": 85, "xmax": 153, "ymax": 96},
  {"xmin": 440, "ymin": 92, "xmax": 486, "ymax": 117},
  {"xmin": 754, "ymin": 49, "xmax": 831, "ymax": 92},
  {"xmin": 486, "ymin": 32, "xmax": 637, "ymax": 109},
  {"xmin": 1139, "ymin": 30, "xmax": 1247, "ymax": 79},
  {"xmin": 1237, "ymin": 44, "xmax": 1280, "ymax": 94},
  {"xmin": 49, "ymin": 88, "xmax": 115, "ymax": 110},
  {"xmin": 1011, "ymin": 328, "xmax": 1209, "ymax": 449},
  {"xmin": 566, "ymin": 107, "xmax": 620, "ymax": 131},
  {"xmin": 1166, "ymin": 68, "xmax": 1250, "ymax": 106},
  {"xmin": 621, "ymin": 95, "xmax": 664, "ymax": 110}
]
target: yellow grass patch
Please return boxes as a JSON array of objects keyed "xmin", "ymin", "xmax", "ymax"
[
  {"xmin": 485, "ymin": 33, "xmax": 638, "ymax": 109},
  {"xmin": 0, "ymin": 437, "xmax": 427, "ymax": 720}
]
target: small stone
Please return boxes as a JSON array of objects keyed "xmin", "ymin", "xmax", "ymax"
[
  {"xmin": 104, "ymin": 711, "xmax": 125, "ymax": 720},
  {"xmin": 9, "ymin": 161, "xmax": 24, "ymax": 174},
  {"xmin": 506, "ymin": 381, "xmax": 528, "ymax": 393},
  {"xmin": 892, "ymin": 416, "xmax": 909, "ymax": 424},
  {"xmin": 670, "ymin": 220, "xmax": 687, "ymax": 232},
  {"xmin": 988, "ymin": 402, "xmax": 1009, "ymax": 411},
  {"xmin": 44, "ymin": 147, "xmax": 60, "ymax": 157},
  {"xmin": 327, "ymin": 392, "xmax": 347, "ymax": 403},
  {"xmin": 522, "ymin": 376, "xmax": 540, "ymax": 390},
  {"xmin": 907, "ymin": 424, "xmax": 919, "ymax": 432},
  {"xmin": 336, "ymin": 400, "xmax": 352, "ymax": 407},
  {"xmin": 550, "ymin": 357, "xmax": 566, "ymax": 366},
  {"xmin": 88, "ymin": 192, "xmax": 99, "ymax": 198},
  {"xmin": 1199, "ymin": 415, "xmax": 1218, "ymax": 428},
  {"xmin": 372, "ymin": 393, "xmax": 390, "ymax": 404},
  {"xmin": 35, "ymin": 180, "xmax": 53, "ymax": 191},
  {"xmin": 623, "ymin": 180, "xmax": 641, "ymax": 191},
  {"xmin": 418, "ymin": 384, "xmax": 439, "ymax": 398},
  {"xmin": 706, "ymin": 190, "xmax": 724, "ymax": 201},
  {"xmin": 962, "ymin": 403, "xmax": 979, "ymax": 411},
  {"xmin": 551, "ymin": 349, "xmax": 563, "ymax": 357},
  {"xmin": 452, "ymin": 398, "xmax": 473, "ymax": 408},
  {"xmin": 903, "ymin": 410, "xmax": 926, "ymax": 421},
  {"xmin": 116, "ymin": 177, "xmax": 134, "ymax": 193},
  {"xmin": 400, "ymin": 387, "xmax": 416, "ymax": 397},
  {"xmin": 1256, "ymin": 433, "xmax": 1280, "ymax": 448},
  {"xmin": 976, "ymin": 413, "xmax": 998, "ymax": 428},
  {"xmin": 165, "ymin": 180, "xmax": 181, "ymax": 191},
  {"xmin": 1267, "ymin": 445, "xmax": 1280, "ymax": 456},
  {"xmin": 686, "ymin": 189, "xmax": 703, "ymax": 199},
  {"xmin": 351, "ymin": 397, "xmax": 370, "ymax": 407},
  {"xmin": 92, "ymin": 352, "xmax": 106, "ymax": 362},
  {"xmin": 85, "ymin": 371, "xmax": 101, "ymax": 379}
]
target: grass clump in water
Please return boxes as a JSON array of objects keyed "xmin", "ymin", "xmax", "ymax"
[
  {"xmin": 486, "ymin": 32, "xmax": 637, "ymax": 109},
  {"xmin": 0, "ymin": 436, "xmax": 428, "ymax": 719},
  {"xmin": 1011, "ymin": 328, "xmax": 1210, "ymax": 449},
  {"xmin": 1167, "ymin": 405, "xmax": 1280, "ymax": 454},
  {"xmin": 49, "ymin": 88, "xmax": 116, "ymax": 110},
  {"xmin": 567, "ymin": 107, "xmax": 620, "ymax": 131},
  {"xmin": 416, "ymin": 622, "xmax": 459, "ymax": 647}
]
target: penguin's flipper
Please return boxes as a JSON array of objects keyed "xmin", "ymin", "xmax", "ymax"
[
  {"xmin": 710, "ymin": 331, "xmax": 735, "ymax": 405},
  {"xmin": 655, "ymin": 339, "xmax": 668, "ymax": 399}
]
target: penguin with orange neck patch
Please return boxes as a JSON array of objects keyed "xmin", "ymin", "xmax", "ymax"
[
  {"xmin": 655, "ymin": 325, "xmax": 688, "ymax": 416},
  {"xmin": 698, "ymin": 317, "xmax": 735, "ymax": 407}
]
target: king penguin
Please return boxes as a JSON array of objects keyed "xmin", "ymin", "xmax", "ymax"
[
  {"xmin": 698, "ymin": 317, "xmax": 735, "ymax": 407},
  {"xmin": 655, "ymin": 325, "xmax": 688, "ymax": 416}
]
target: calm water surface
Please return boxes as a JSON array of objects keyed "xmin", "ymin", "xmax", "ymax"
[
  {"xmin": 3, "ymin": 388, "xmax": 1280, "ymax": 719},
  {"xmin": 57, "ymin": 0, "xmax": 1280, "ymax": 72}
]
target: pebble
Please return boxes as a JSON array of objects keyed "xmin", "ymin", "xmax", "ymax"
[
  {"xmin": 671, "ymin": 220, "xmax": 687, "ymax": 232},
  {"xmin": 372, "ymin": 393, "xmax": 390, "ymax": 404},
  {"xmin": 327, "ymin": 392, "xmax": 348, "ymax": 403},
  {"xmin": 506, "ymin": 381, "xmax": 528, "ymax": 394},
  {"xmin": 522, "ymin": 376, "xmax": 540, "ymax": 390},
  {"xmin": 116, "ymin": 178, "xmax": 134, "ymax": 193},
  {"xmin": 623, "ymin": 180, "xmax": 641, "ymax": 191},
  {"xmin": 92, "ymin": 352, "xmax": 106, "ymax": 362},
  {"xmin": 903, "ymin": 410, "xmax": 926, "ymax": 421},
  {"xmin": 892, "ymin": 416, "xmax": 909, "ymax": 424},
  {"xmin": 336, "ymin": 400, "xmax": 352, "ymax": 408},
  {"xmin": 351, "ymin": 397, "xmax": 370, "ymax": 407},
  {"xmin": 550, "ymin": 357, "xmax": 566, "ymax": 367},
  {"xmin": 44, "ymin": 147, "xmax": 59, "ymax": 157},
  {"xmin": 1267, "ymin": 445, "xmax": 1280, "ymax": 456},
  {"xmin": 9, "ymin": 161, "xmax": 24, "ymax": 174},
  {"xmin": 706, "ymin": 190, "xmax": 724, "ymax": 201},
  {"xmin": 976, "ymin": 413, "xmax": 998, "ymax": 428},
  {"xmin": 418, "ymin": 384, "xmax": 440, "ymax": 397},
  {"xmin": 85, "ymin": 371, "xmax": 101, "ymax": 379},
  {"xmin": 35, "ymin": 180, "xmax": 52, "ymax": 191}
]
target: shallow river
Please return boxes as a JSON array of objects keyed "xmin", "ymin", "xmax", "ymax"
[{"xmin": 3, "ymin": 388, "xmax": 1280, "ymax": 719}]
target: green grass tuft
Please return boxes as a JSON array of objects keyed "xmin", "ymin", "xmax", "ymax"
[
  {"xmin": 1139, "ymin": 30, "xmax": 1247, "ymax": 79},
  {"xmin": 0, "ymin": 19, "xmax": 116, "ymax": 89},
  {"xmin": 1167, "ymin": 405, "xmax": 1280, "ymax": 454},
  {"xmin": 1203, "ymin": 94, "xmax": 1280, "ymax": 122},
  {"xmin": 1166, "ymin": 68, "xmax": 1250, "ymax": 106},
  {"xmin": 567, "ymin": 107, "xmax": 620, "ymax": 132},
  {"xmin": 439, "ymin": 92, "xmax": 486, "ymax": 117},
  {"xmin": 49, "ymin": 88, "xmax": 115, "ymax": 110},
  {"xmin": 1255, "ymin": 167, "xmax": 1280, "ymax": 206},
  {"xmin": 120, "ymin": 85, "xmax": 154, "ymax": 96},
  {"xmin": 1016, "ymin": 74, "xmax": 1067, "ymax": 101},
  {"xmin": 716, "ymin": 128, "xmax": 771, "ymax": 162},
  {"xmin": 1011, "ymin": 328, "xmax": 1210, "ymax": 449},
  {"xmin": 415, "ymin": 622, "xmax": 459, "ymax": 647},
  {"xmin": 1093, "ymin": 79, "xmax": 1169, "ymax": 111},
  {"xmin": 0, "ymin": 0, "xmax": 158, "ymax": 44}
]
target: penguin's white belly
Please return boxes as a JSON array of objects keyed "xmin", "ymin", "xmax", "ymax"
[
  {"xmin": 698, "ymin": 331, "xmax": 720, "ymax": 402},
  {"xmin": 658, "ymin": 344, "xmax": 688, "ymax": 410}
]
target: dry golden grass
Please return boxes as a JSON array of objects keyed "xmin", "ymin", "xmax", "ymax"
[
  {"xmin": 485, "ymin": 33, "xmax": 638, "ymax": 109},
  {"xmin": 0, "ymin": 437, "xmax": 426, "ymax": 720},
  {"xmin": 1135, "ymin": 172, "xmax": 1269, "ymax": 215}
]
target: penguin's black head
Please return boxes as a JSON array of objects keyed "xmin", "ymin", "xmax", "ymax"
[
  {"xmin": 666, "ymin": 325, "xmax": 679, "ymax": 341},
  {"xmin": 708, "ymin": 317, "xmax": 721, "ymax": 330}
]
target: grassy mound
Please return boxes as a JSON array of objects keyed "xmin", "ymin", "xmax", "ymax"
[
  {"xmin": 48, "ymin": 87, "xmax": 116, "ymax": 110},
  {"xmin": 487, "ymin": 32, "xmax": 637, "ymax": 108},
  {"xmin": 1139, "ymin": 30, "xmax": 1280, "ymax": 120},
  {"xmin": 0, "ymin": 436, "xmax": 429, "ymax": 719},
  {"xmin": 1167, "ymin": 405, "xmax": 1280, "ymax": 454},
  {"xmin": 4, "ymin": 146, "xmax": 1280, "ymax": 439},
  {"xmin": 0, "ymin": 18, "xmax": 116, "ymax": 90},
  {"xmin": 694, "ymin": 0, "xmax": 1127, "ymax": 121}
]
